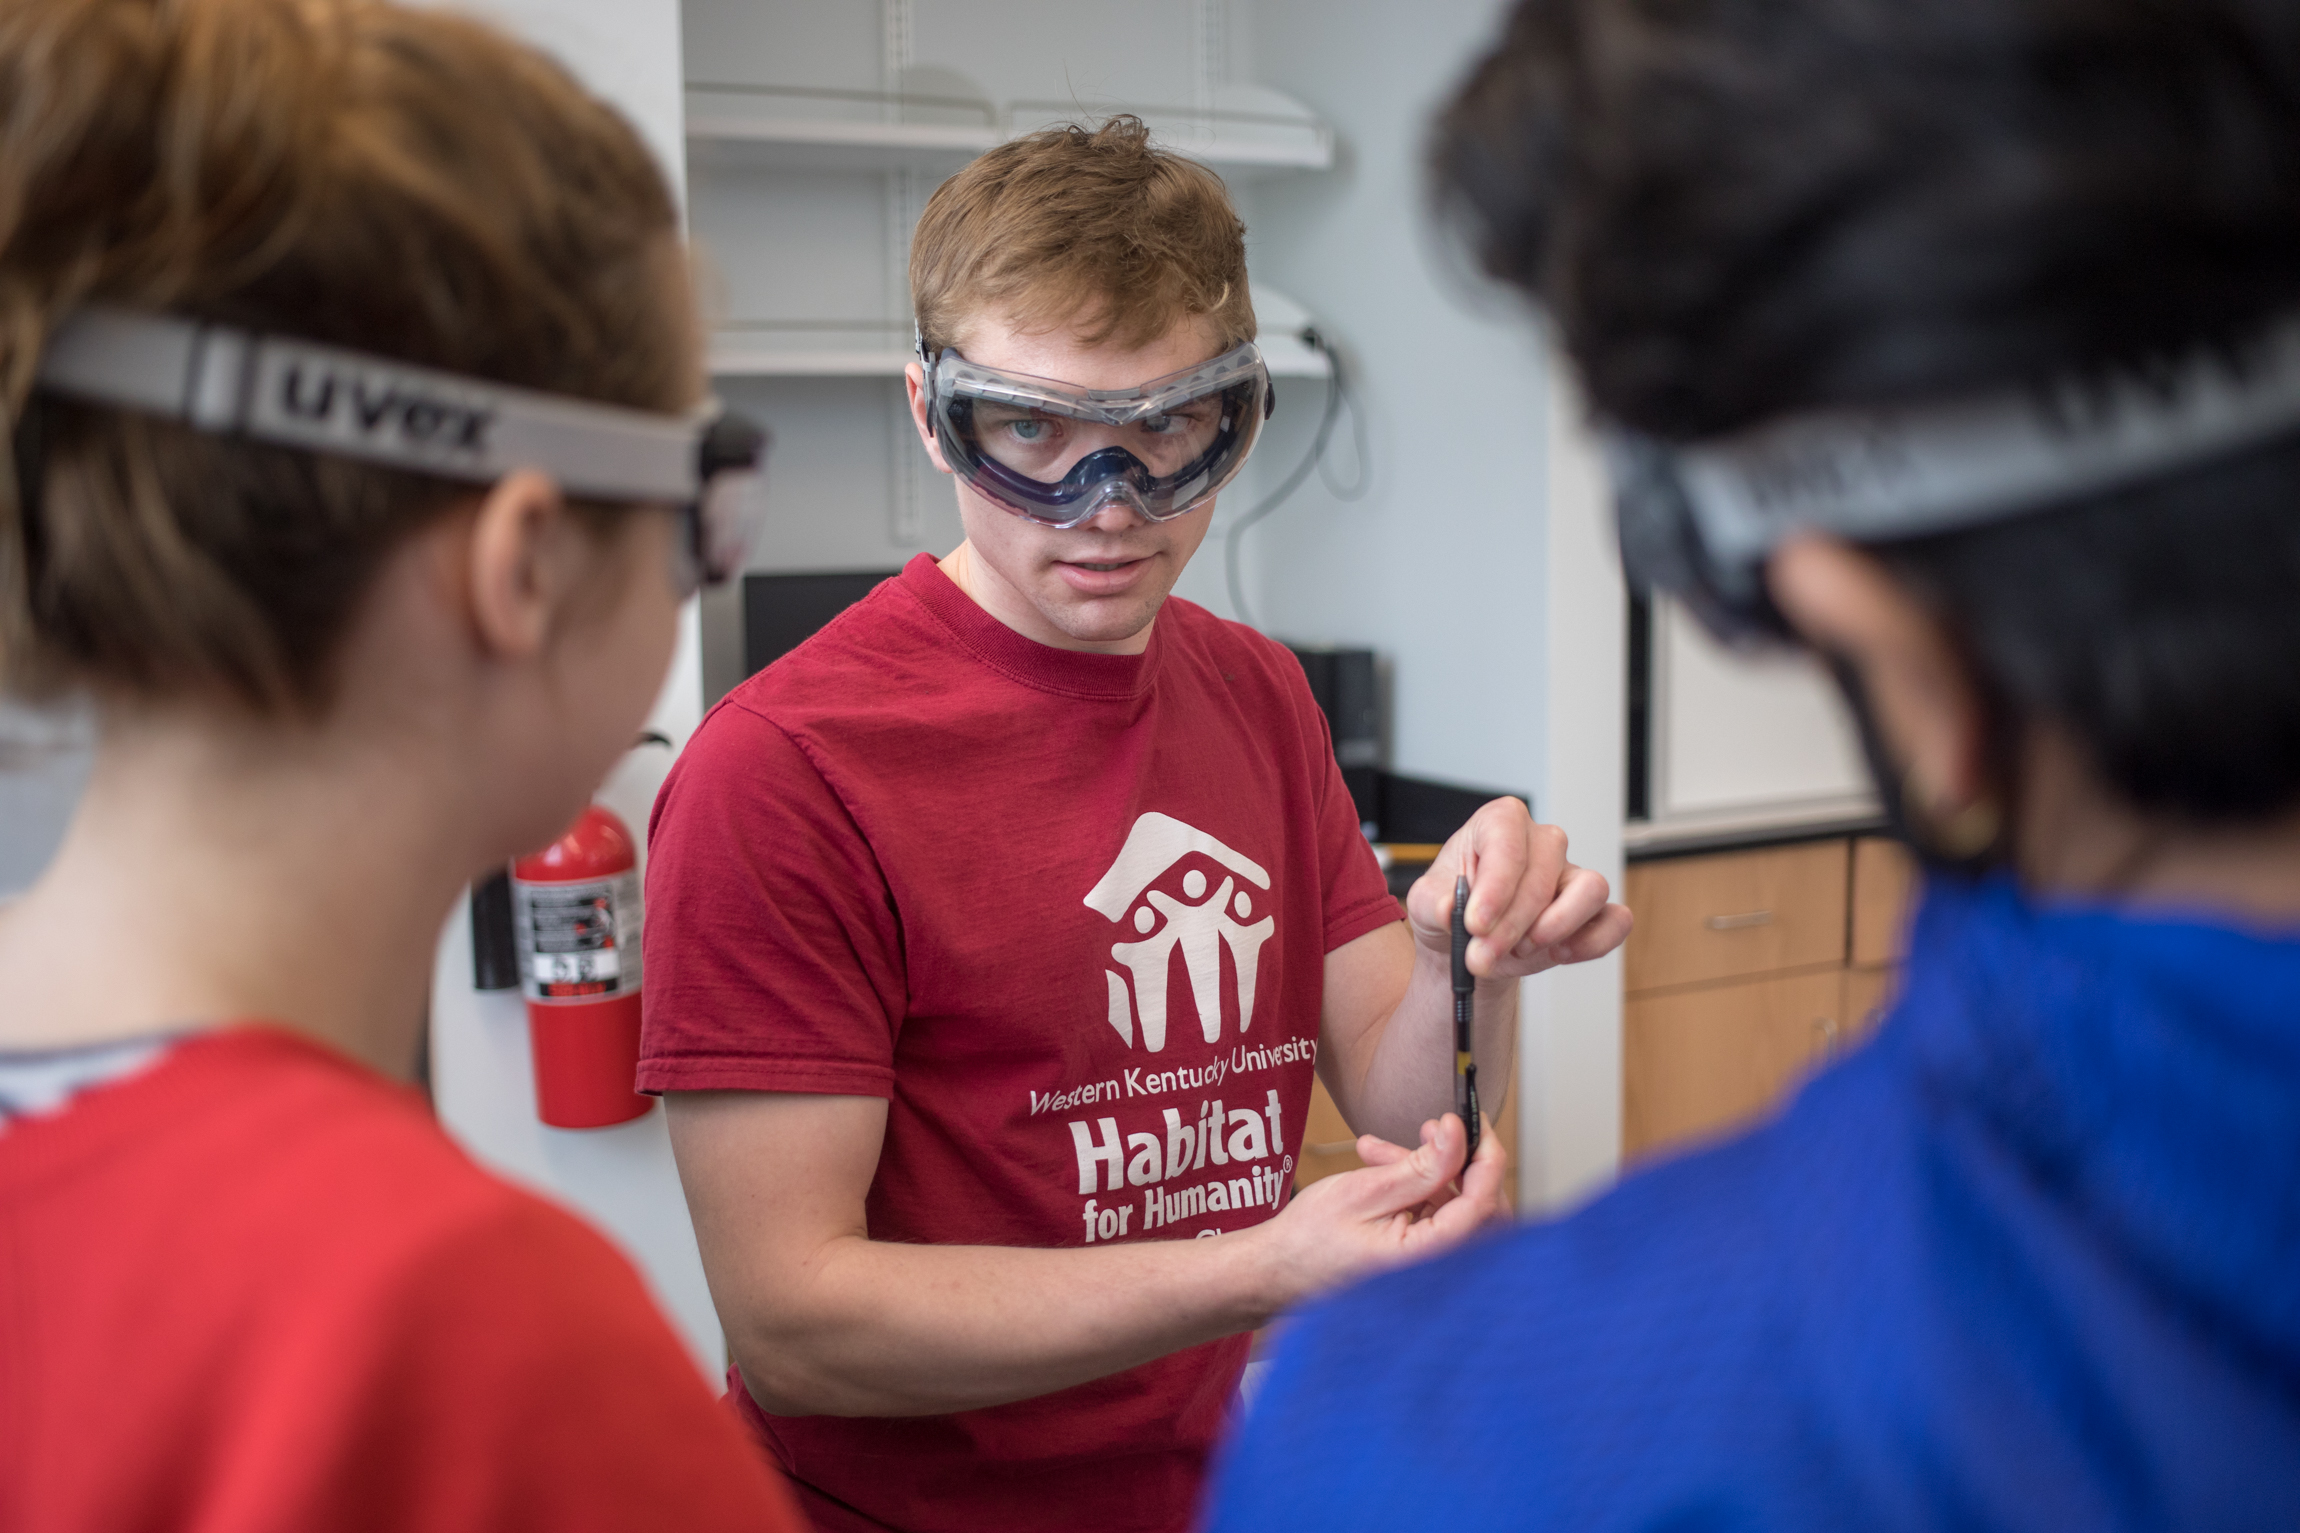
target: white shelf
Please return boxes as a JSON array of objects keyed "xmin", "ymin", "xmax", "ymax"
[
  {"xmin": 688, "ymin": 83, "xmax": 1332, "ymax": 182},
  {"xmin": 710, "ymin": 334, "xmax": 1332, "ymax": 380},
  {"xmin": 709, "ymin": 346, "xmax": 915, "ymax": 378},
  {"xmin": 686, "ymin": 115, "xmax": 1001, "ymax": 175},
  {"xmin": 1623, "ymin": 794, "xmax": 1884, "ymax": 856}
]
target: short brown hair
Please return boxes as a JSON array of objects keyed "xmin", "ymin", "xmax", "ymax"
[
  {"xmin": 0, "ymin": 0, "xmax": 696, "ymax": 714},
  {"xmin": 909, "ymin": 116, "xmax": 1254, "ymax": 359}
]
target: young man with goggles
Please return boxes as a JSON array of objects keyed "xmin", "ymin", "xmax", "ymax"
[{"xmin": 640, "ymin": 116, "xmax": 1628, "ymax": 1532}]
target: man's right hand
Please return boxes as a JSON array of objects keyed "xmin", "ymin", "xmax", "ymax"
[{"xmin": 1248, "ymin": 1113, "xmax": 1509, "ymax": 1307}]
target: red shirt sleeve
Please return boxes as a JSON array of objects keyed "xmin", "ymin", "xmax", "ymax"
[{"xmin": 639, "ymin": 699, "xmax": 907, "ymax": 1097}]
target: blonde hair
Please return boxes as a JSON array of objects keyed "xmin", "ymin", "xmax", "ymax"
[
  {"xmin": 0, "ymin": 0, "xmax": 696, "ymax": 713},
  {"xmin": 909, "ymin": 116, "xmax": 1255, "ymax": 359}
]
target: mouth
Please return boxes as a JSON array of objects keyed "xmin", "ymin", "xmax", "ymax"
[{"xmin": 1053, "ymin": 551, "xmax": 1158, "ymax": 596}]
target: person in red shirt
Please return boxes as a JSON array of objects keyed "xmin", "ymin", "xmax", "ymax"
[
  {"xmin": 0, "ymin": 2, "xmax": 799, "ymax": 1528},
  {"xmin": 641, "ymin": 117, "xmax": 1633, "ymax": 1532}
]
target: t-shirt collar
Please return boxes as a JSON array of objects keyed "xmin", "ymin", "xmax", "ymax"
[{"xmin": 898, "ymin": 551, "xmax": 1162, "ymax": 701}]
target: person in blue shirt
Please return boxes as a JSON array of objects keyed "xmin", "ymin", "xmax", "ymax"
[{"xmin": 1203, "ymin": 1, "xmax": 2300, "ymax": 1528}]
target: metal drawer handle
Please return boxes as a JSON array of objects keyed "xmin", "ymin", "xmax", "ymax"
[{"xmin": 1705, "ymin": 910, "xmax": 1774, "ymax": 931}]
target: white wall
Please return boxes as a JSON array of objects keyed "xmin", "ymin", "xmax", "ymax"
[
  {"xmin": 1523, "ymin": 364, "xmax": 1625, "ymax": 1211},
  {"xmin": 1232, "ymin": 0, "xmax": 1623, "ymax": 1208},
  {"xmin": 426, "ymin": 0, "xmax": 725, "ymax": 1379},
  {"xmin": 1229, "ymin": 0, "xmax": 1545, "ymax": 793}
]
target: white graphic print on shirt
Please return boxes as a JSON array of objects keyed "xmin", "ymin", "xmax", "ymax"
[
  {"xmin": 1083, "ymin": 812, "xmax": 1278, "ymax": 1052},
  {"xmin": 1063, "ymin": 813, "xmax": 1300, "ymax": 1243}
]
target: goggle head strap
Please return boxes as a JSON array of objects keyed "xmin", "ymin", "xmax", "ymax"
[
  {"xmin": 34, "ymin": 306, "xmax": 732, "ymax": 503},
  {"xmin": 1612, "ymin": 312, "xmax": 2300, "ymax": 642}
]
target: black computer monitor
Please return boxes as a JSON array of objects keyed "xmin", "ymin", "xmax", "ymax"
[{"xmin": 742, "ymin": 570, "xmax": 903, "ymax": 680}]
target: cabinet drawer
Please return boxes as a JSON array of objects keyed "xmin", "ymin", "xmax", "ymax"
[
  {"xmin": 1624, "ymin": 968, "xmax": 1843, "ymax": 1157},
  {"xmin": 1850, "ymin": 836, "xmax": 1917, "ymax": 967},
  {"xmin": 1622, "ymin": 841, "xmax": 1850, "ymax": 993}
]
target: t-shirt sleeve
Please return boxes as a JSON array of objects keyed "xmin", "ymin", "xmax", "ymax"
[
  {"xmin": 311, "ymin": 1198, "xmax": 808, "ymax": 1533},
  {"xmin": 639, "ymin": 698, "xmax": 907, "ymax": 1097}
]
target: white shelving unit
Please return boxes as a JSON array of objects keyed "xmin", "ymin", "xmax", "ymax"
[
  {"xmin": 707, "ymin": 300, "xmax": 1335, "ymax": 380},
  {"xmin": 687, "ymin": 80, "xmax": 1331, "ymax": 180},
  {"xmin": 690, "ymin": 79, "xmax": 1336, "ymax": 383},
  {"xmin": 687, "ymin": 116, "xmax": 1002, "ymax": 175}
]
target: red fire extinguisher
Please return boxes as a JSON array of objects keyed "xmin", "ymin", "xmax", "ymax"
[{"xmin": 511, "ymin": 804, "xmax": 653, "ymax": 1129}]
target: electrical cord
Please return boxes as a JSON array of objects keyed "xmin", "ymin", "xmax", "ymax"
[{"xmin": 1224, "ymin": 327, "xmax": 1367, "ymax": 630}]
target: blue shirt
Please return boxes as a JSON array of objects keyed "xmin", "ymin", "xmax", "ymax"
[{"xmin": 1204, "ymin": 875, "xmax": 2300, "ymax": 1530}]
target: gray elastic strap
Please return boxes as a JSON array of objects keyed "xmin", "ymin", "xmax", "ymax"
[
  {"xmin": 1675, "ymin": 313, "xmax": 2300, "ymax": 563},
  {"xmin": 36, "ymin": 306, "xmax": 700, "ymax": 502}
]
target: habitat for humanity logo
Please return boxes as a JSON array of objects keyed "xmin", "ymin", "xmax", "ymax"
[{"xmin": 1084, "ymin": 812, "xmax": 1276, "ymax": 1053}]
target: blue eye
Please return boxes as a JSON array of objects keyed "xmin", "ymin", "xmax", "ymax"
[{"xmin": 1006, "ymin": 416, "xmax": 1052, "ymax": 442}]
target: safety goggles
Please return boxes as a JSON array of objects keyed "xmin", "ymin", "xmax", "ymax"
[
  {"xmin": 918, "ymin": 338, "xmax": 1272, "ymax": 528},
  {"xmin": 32, "ymin": 306, "xmax": 769, "ymax": 598},
  {"xmin": 1608, "ymin": 311, "xmax": 2300, "ymax": 644}
]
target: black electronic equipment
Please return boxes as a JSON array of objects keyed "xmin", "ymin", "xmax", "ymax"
[
  {"xmin": 1283, "ymin": 643, "xmax": 1530, "ymax": 883},
  {"xmin": 743, "ymin": 570, "xmax": 903, "ymax": 679},
  {"xmin": 468, "ymin": 868, "xmax": 519, "ymax": 992},
  {"xmin": 1287, "ymin": 644, "xmax": 1381, "ymax": 828}
]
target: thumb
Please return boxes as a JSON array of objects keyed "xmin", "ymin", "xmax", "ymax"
[
  {"xmin": 1350, "ymin": 1115, "xmax": 1462, "ymax": 1213},
  {"xmin": 1411, "ymin": 1113, "xmax": 1470, "ymax": 1186}
]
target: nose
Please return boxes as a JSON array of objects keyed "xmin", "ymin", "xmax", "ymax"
[{"xmin": 1078, "ymin": 487, "xmax": 1152, "ymax": 533}]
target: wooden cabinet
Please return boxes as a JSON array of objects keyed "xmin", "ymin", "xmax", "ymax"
[
  {"xmin": 1622, "ymin": 840, "xmax": 1849, "ymax": 991},
  {"xmin": 1295, "ymin": 1076, "xmax": 1366, "ymax": 1189},
  {"xmin": 1625, "ymin": 969, "xmax": 1842, "ymax": 1151},
  {"xmin": 1622, "ymin": 833, "xmax": 1915, "ymax": 1161},
  {"xmin": 1851, "ymin": 835, "xmax": 1917, "ymax": 967},
  {"xmin": 1842, "ymin": 963, "xmax": 1901, "ymax": 1043}
]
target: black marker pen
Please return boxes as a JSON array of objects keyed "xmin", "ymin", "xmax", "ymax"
[{"xmin": 1451, "ymin": 871, "xmax": 1480, "ymax": 1172}]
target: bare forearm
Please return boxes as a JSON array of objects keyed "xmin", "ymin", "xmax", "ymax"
[
  {"xmin": 1341, "ymin": 944, "xmax": 1517, "ymax": 1147},
  {"xmin": 730, "ymin": 1228, "xmax": 1281, "ymax": 1418}
]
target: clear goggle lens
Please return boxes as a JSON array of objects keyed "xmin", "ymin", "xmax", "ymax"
[{"xmin": 925, "ymin": 341, "xmax": 1271, "ymax": 529}]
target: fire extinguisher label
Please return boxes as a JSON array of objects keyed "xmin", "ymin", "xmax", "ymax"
[{"xmin": 513, "ymin": 871, "xmax": 643, "ymax": 1003}]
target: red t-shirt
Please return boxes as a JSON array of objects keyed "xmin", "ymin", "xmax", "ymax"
[
  {"xmin": 639, "ymin": 554, "xmax": 1399, "ymax": 1533},
  {"xmin": 0, "ymin": 1026, "xmax": 806, "ymax": 1533}
]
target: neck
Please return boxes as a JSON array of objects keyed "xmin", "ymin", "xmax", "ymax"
[
  {"xmin": 2017, "ymin": 726, "xmax": 2300, "ymax": 925},
  {"xmin": 0, "ymin": 704, "xmax": 476, "ymax": 1078}
]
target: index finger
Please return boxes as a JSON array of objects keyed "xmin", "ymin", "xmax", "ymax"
[
  {"xmin": 1471, "ymin": 817, "xmax": 1569, "ymax": 969},
  {"xmin": 1456, "ymin": 798, "xmax": 1541, "ymax": 920}
]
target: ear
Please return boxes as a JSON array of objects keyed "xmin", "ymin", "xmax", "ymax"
[
  {"xmin": 465, "ymin": 469, "xmax": 584, "ymax": 661},
  {"xmin": 904, "ymin": 361, "xmax": 954, "ymax": 475},
  {"xmin": 1766, "ymin": 535, "xmax": 1988, "ymax": 819}
]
